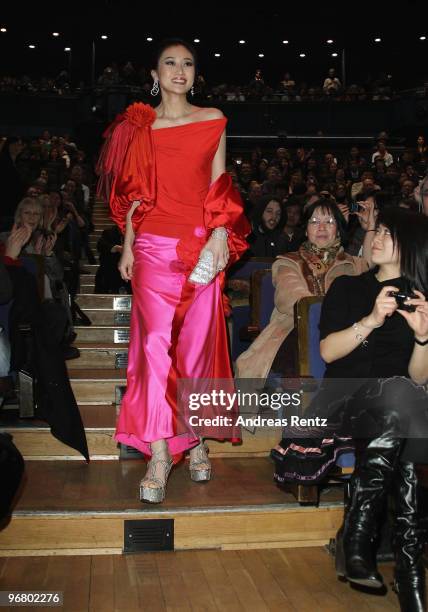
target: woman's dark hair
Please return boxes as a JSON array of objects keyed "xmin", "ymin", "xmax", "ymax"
[
  {"xmin": 376, "ymin": 207, "xmax": 428, "ymax": 293},
  {"xmin": 251, "ymin": 195, "xmax": 284, "ymax": 230},
  {"xmin": 152, "ymin": 38, "xmax": 198, "ymax": 71},
  {"xmin": 302, "ymin": 198, "xmax": 348, "ymax": 245}
]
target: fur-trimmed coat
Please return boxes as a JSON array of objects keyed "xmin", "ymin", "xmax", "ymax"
[{"xmin": 235, "ymin": 250, "xmax": 368, "ymax": 380}]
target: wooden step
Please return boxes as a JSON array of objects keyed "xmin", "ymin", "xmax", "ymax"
[
  {"xmin": 80, "ymin": 282, "xmax": 95, "ymax": 293},
  {"xmin": 76, "ymin": 310, "xmax": 130, "ymax": 326},
  {"xmin": 0, "ymin": 458, "xmax": 344, "ymax": 555},
  {"xmin": 69, "ymin": 368, "xmax": 126, "ymax": 403},
  {"xmin": 2, "ymin": 419, "xmax": 281, "ymax": 460},
  {"xmin": 79, "ymin": 273, "xmax": 95, "ymax": 283},
  {"xmin": 76, "ymin": 294, "xmax": 131, "ymax": 310},
  {"xmin": 2, "ymin": 426, "xmax": 118, "ymax": 459},
  {"xmin": 91, "ymin": 222, "xmax": 110, "ymax": 228},
  {"xmin": 67, "ymin": 343, "xmax": 129, "ymax": 369},
  {"xmin": 74, "ymin": 326, "xmax": 130, "ymax": 344},
  {"xmin": 78, "ymin": 264, "xmax": 99, "ymax": 274},
  {"xmin": 0, "ymin": 406, "xmax": 118, "ymax": 459},
  {"xmin": 81, "ymin": 256, "xmax": 99, "ymax": 265}
]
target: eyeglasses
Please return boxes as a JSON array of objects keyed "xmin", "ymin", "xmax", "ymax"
[{"xmin": 308, "ymin": 217, "xmax": 336, "ymax": 226}]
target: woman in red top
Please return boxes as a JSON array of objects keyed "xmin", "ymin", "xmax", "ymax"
[{"xmin": 98, "ymin": 39, "xmax": 249, "ymax": 503}]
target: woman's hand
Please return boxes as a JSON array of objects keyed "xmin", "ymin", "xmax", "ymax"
[
  {"xmin": 337, "ymin": 203, "xmax": 350, "ymax": 223},
  {"xmin": 202, "ymin": 228, "xmax": 229, "ymax": 273},
  {"xmin": 355, "ymin": 199, "xmax": 377, "ymax": 231},
  {"xmin": 44, "ymin": 233, "xmax": 57, "ymax": 256},
  {"xmin": 397, "ymin": 290, "xmax": 428, "ymax": 341},
  {"xmin": 5, "ymin": 223, "xmax": 32, "ymax": 259},
  {"xmin": 118, "ymin": 245, "xmax": 134, "ymax": 281},
  {"xmin": 55, "ymin": 213, "xmax": 72, "ymax": 234},
  {"xmin": 362, "ymin": 285, "xmax": 399, "ymax": 329},
  {"xmin": 33, "ymin": 233, "xmax": 45, "ymax": 255},
  {"xmin": 44, "ymin": 208, "xmax": 56, "ymax": 229}
]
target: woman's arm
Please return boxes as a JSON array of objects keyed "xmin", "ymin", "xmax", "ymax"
[
  {"xmin": 211, "ymin": 129, "xmax": 226, "ymax": 184},
  {"xmin": 397, "ymin": 291, "xmax": 428, "ymax": 384},
  {"xmin": 355, "ymin": 199, "xmax": 377, "ymax": 266},
  {"xmin": 202, "ymin": 116, "xmax": 228, "ymax": 271},
  {"xmin": 118, "ymin": 201, "xmax": 139, "ymax": 281},
  {"xmin": 320, "ymin": 285, "xmax": 399, "ymax": 363},
  {"xmin": 408, "ymin": 342, "xmax": 428, "ymax": 385}
]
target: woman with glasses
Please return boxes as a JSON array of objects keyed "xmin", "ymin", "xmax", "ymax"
[{"xmin": 235, "ymin": 198, "xmax": 367, "ymax": 380}]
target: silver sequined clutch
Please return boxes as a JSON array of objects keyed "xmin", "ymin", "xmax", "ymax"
[{"xmin": 189, "ymin": 250, "xmax": 216, "ymax": 285}]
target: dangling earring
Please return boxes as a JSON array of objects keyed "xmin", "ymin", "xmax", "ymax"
[
  {"xmin": 190, "ymin": 85, "xmax": 195, "ymax": 96},
  {"xmin": 151, "ymin": 79, "xmax": 159, "ymax": 96}
]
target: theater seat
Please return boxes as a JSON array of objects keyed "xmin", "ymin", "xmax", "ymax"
[
  {"xmin": 290, "ymin": 297, "xmax": 355, "ymax": 505},
  {"xmin": 228, "ymin": 257, "xmax": 274, "ymax": 361}
]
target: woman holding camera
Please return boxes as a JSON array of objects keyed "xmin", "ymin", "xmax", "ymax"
[{"xmin": 273, "ymin": 207, "xmax": 428, "ymax": 610}]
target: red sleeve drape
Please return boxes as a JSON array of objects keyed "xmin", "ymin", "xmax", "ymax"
[{"xmin": 96, "ymin": 102, "xmax": 157, "ymax": 233}]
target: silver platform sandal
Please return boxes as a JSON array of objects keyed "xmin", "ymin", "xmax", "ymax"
[
  {"xmin": 139, "ymin": 450, "xmax": 173, "ymax": 503},
  {"xmin": 189, "ymin": 440, "xmax": 212, "ymax": 482}
]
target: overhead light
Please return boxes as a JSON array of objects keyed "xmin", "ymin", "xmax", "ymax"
[
  {"xmin": 194, "ymin": 38, "xmax": 200, "ymax": 43},
  {"xmin": 282, "ymin": 40, "xmax": 289, "ymax": 44},
  {"xmin": 28, "ymin": 44, "xmax": 36, "ymax": 49},
  {"xmin": 52, "ymin": 32, "xmax": 60, "ymax": 37},
  {"xmin": 146, "ymin": 37, "xmax": 153, "ymax": 41},
  {"xmin": 374, "ymin": 37, "xmax": 381, "ymax": 42},
  {"xmin": 258, "ymin": 53, "xmax": 264, "ymax": 58},
  {"xmin": 331, "ymin": 52, "xmax": 338, "ymax": 57},
  {"xmin": 299, "ymin": 53, "xmax": 306, "ymax": 58},
  {"xmin": 101, "ymin": 35, "xmax": 108, "ymax": 40},
  {"xmin": 420, "ymin": 36, "xmax": 426, "ymax": 41},
  {"xmin": 327, "ymin": 39, "xmax": 333, "ymax": 44},
  {"xmin": 214, "ymin": 53, "xmax": 221, "ymax": 57},
  {"xmin": 239, "ymin": 40, "xmax": 246, "ymax": 44},
  {"xmin": 0, "ymin": 27, "xmax": 7, "ymax": 33},
  {"xmin": 64, "ymin": 47, "xmax": 71, "ymax": 52}
]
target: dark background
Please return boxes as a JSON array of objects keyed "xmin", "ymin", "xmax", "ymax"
[{"xmin": 1, "ymin": 1, "xmax": 427, "ymax": 89}]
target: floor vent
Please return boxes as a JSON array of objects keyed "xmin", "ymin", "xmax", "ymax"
[
  {"xmin": 124, "ymin": 519, "xmax": 174, "ymax": 552},
  {"xmin": 115, "ymin": 352, "xmax": 128, "ymax": 369},
  {"xmin": 119, "ymin": 444, "xmax": 145, "ymax": 459}
]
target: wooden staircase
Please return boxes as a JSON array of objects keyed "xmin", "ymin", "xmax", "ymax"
[{"xmin": 0, "ymin": 199, "xmax": 345, "ymax": 556}]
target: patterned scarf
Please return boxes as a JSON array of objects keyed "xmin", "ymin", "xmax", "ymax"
[{"xmin": 298, "ymin": 238, "xmax": 342, "ymax": 295}]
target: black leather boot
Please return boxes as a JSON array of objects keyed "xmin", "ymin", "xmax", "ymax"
[
  {"xmin": 335, "ymin": 434, "xmax": 403, "ymax": 588},
  {"xmin": 393, "ymin": 462, "xmax": 426, "ymax": 612}
]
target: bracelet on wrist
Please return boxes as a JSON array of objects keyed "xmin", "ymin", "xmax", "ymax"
[
  {"xmin": 352, "ymin": 322, "xmax": 369, "ymax": 347},
  {"xmin": 211, "ymin": 228, "xmax": 228, "ymax": 240},
  {"xmin": 414, "ymin": 336, "xmax": 428, "ymax": 346}
]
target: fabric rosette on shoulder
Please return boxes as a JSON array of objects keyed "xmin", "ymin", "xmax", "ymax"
[{"xmin": 96, "ymin": 102, "xmax": 157, "ymax": 233}]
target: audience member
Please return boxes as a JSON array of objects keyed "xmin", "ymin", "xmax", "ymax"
[{"xmin": 247, "ymin": 196, "xmax": 287, "ymax": 257}]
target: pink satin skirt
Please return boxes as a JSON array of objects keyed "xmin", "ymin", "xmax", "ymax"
[{"xmin": 114, "ymin": 233, "xmax": 221, "ymax": 457}]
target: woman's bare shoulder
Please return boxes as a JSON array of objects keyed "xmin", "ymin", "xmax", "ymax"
[{"xmin": 194, "ymin": 107, "xmax": 225, "ymax": 120}]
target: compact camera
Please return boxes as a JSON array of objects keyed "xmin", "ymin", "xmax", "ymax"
[{"xmin": 388, "ymin": 291, "xmax": 417, "ymax": 312}]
